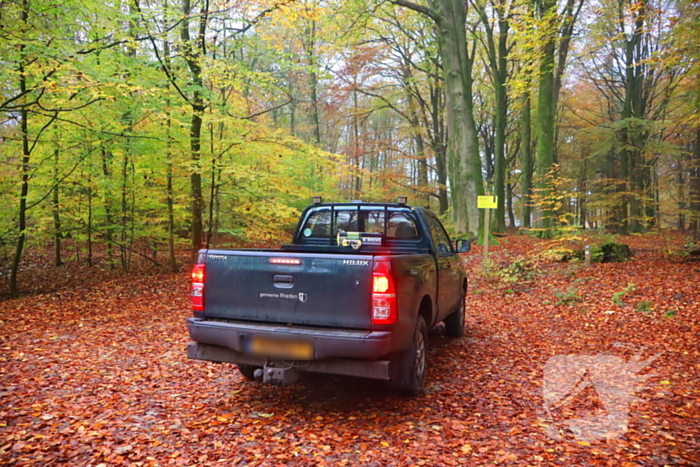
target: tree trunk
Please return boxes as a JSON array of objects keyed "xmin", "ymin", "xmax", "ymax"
[
  {"xmin": 435, "ymin": 0, "xmax": 483, "ymax": 237},
  {"xmin": 436, "ymin": 144, "xmax": 449, "ymax": 215},
  {"xmin": 690, "ymin": 128, "xmax": 700, "ymax": 232},
  {"xmin": 87, "ymin": 170, "xmax": 93, "ymax": 267},
  {"xmin": 182, "ymin": 0, "xmax": 207, "ymax": 261},
  {"xmin": 52, "ymin": 149, "xmax": 63, "ymax": 267},
  {"xmin": 352, "ymin": 89, "xmax": 362, "ymax": 198},
  {"xmin": 614, "ymin": 0, "xmax": 649, "ymax": 233},
  {"xmin": 520, "ymin": 88, "xmax": 532, "ymax": 228},
  {"xmin": 166, "ymin": 148, "xmax": 178, "ymax": 272},
  {"xmin": 190, "ymin": 111, "xmax": 205, "ymax": 258},
  {"xmin": 405, "ymin": 70, "xmax": 430, "ymax": 207},
  {"xmin": 120, "ymin": 149, "xmax": 130, "ymax": 271},
  {"xmin": 9, "ymin": 55, "xmax": 30, "ymax": 298},
  {"xmin": 507, "ymin": 183, "xmax": 516, "ymax": 227},
  {"xmin": 579, "ymin": 158, "xmax": 587, "ymax": 228},
  {"xmin": 533, "ymin": 0, "xmax": 582, "ymax": 235},
  {"xmin": 101, "ymin": 148, "xmax": 116, "ymax": 269},
  {"xmin": 305, "ymin": 19, "xmax": 322, "ymax": 146},
  {"xmin": 677, "ymin": 156, "xmax": 685, "ymax": 230},
  {"xmin": 394, "ymin": 0, "xmax": 483, "ymax": 236},
  {"xmin": 534, "ymin": 20, "xmax": 556, "ymax": 232},
  {"xmin": 430, "ymin": 85, "xmax": 449, "ymax": 215},
  {"xmin": 207, "ymin": 124, "xmax": 219, "ymax": 247},
  {"xmin": 163, "ymin": 31, "xmax": 178, "ymax": 273},
  {"xmin": 480, "ymin": 3, "xmax": 510, "ymax": 232}
]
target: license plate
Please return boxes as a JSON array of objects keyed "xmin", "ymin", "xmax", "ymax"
[{"xmin": 250, "ymin": 337, "xmax": 313, "ymax": 360}]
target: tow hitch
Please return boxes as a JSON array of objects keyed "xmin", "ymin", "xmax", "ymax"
[{"xmin": 254, "ymin": 365, "xmax": 301, "ymax": 385}]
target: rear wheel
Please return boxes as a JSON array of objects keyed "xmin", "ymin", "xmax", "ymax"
[
  {"xmin": 444, "ymin": 292, "xmax": 465, "ymax": 337},
  {"xmin": 387, "ymin": 316, "xmax": 428, "ymax": 395},
  {"xmin": 237, "ymin": 364, "xmax": 260, "ymax": 380}
]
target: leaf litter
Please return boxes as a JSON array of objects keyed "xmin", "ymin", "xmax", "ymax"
[{"xmin": 0, "ymin": 233, "xmax": 698, "ymax": 466}]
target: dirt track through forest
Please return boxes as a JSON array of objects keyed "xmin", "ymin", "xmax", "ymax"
[{"xmin": 1, "ymin": 235, "xmax": 698, "ymax": 466}]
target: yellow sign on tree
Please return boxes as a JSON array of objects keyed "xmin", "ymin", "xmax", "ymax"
[{"xmin": 477, "ymin": 195, "xmax": 498, "ymax": 209}]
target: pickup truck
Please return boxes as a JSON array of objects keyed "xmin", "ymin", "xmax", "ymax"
[{"xmin": 186, "ymin": 198, "xmax": 471, "ymax": 394}]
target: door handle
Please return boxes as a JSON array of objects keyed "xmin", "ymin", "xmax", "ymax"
[{"xmin": 273, "ymin": 275, "xmax": 294, "ymax": 288}]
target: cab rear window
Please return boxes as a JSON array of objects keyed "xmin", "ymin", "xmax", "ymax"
[{"xmin": 300, "ymin": 208, "xmax": 419, "ymax": 240}]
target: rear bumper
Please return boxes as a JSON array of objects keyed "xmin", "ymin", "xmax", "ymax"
[
  {"xmin": 187, "ymin": 342, "xmax": 390, "ymax": 380},
  {"xmin": 186, "ymin": 318, "xmax": 392, "ymax": 361}
]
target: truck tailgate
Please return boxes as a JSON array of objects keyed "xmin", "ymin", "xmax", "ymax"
[{"xmin": 203, "ymin": 250, "xmax": 374, "ymax": 329}]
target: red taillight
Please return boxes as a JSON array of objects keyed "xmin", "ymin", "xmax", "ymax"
[
  {"xmin": 372, "ymin": 261, "xmax": 396, "ymax": 325},
  {"xmin": 191, "ymin": 264, "xmax": 205, "ymax": 311},
  {"xmin": 191, "ymin": 263, "xmax": 205, "ymax": 282}
]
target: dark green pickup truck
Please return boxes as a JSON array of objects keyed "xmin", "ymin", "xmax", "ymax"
[{"xmin": 186, "ymin": 199, "xmax": 471, "ymax": 394}]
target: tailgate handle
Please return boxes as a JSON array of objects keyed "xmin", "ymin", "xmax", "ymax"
[{"xmin": 273, "ymin": 275, "xmax": 294, "ymax": 288}]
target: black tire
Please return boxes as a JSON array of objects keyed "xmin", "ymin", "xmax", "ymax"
[
  {"xmin": 387, "ymin": 315, "xmax": 428, "ymax": 395},
  {"xmin": 237, "ymin": 364, "xmax": 260, "ymax": 381},
  {"xmin": 444, "ymin": 293, "xmax": 465, "ymax": 337}
]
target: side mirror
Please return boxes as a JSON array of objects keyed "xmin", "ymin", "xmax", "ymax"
[{"xmin": 456, "ymin": 239, "xmax": 471, "ymax": 253}]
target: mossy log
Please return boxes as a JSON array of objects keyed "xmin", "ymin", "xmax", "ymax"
[
  {"xmin": 572, "ymin": 242, "xmax": 633, "ymax": 263},
  {"xmin": 600, "ymin": 243, "xmax": 633, "ymax": 262}
]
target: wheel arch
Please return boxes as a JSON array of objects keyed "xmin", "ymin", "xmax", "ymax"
[{"xmin": 418, "ymin": 294, "xmax": 433, "ymax": 328}]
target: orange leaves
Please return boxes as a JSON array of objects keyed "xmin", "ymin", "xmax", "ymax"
[{"xmin": 1, "ymin": 234, "xmax": 700, "ymax": 465}]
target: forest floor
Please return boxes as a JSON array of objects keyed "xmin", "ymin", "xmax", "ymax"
[{"xmin": 0, "ymin": 232, "xmax": 698, "ymax": 466}]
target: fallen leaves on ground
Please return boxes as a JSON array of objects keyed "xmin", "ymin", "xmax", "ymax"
[{"xmin": 1, "ymin": 233, "xmax": 698, "ymax": 466}]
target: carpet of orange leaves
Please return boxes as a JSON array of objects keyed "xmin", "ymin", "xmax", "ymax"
[{"xmin": 1, "ymin": 232, "xmax": 698, "ymax": 466}]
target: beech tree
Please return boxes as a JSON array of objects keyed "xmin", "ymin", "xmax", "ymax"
[
  {"xmin": 531, "ymin": 0, "xmax": 583, "ymax": 233},
  {"xmin": 473, "ymin": 0, "xmax": 514, "ymax": 232},
  {"xmin": 392, "ymin": 0, "xmax": 484, "ymax": 238}
]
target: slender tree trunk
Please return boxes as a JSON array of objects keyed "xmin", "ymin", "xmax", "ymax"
[
  {"xmin": 207, "ymin": 123, "xmax": 219, "ymax": 247},
  {"xmin": 166, "ymin": 147, "xmax": 177, "ymax": 272},
  {"xmin": 87, "ymin": 170, "xmax": 93, "ymax": 267},
  {"xmin": 520, "ymin": 88, "xmax": 532, "ymax": 228},
  {"xmin": 506, "ymin": 183, "xmax": 516, "ymax": 227},
  {"xmin": 305, "ymin": 19, "xmax": 322, "ymax": 146},
  {"xmin": 101, "ymin": 148, "xmax": 116, "ymax": 269},
  {"xmin": 484, "ymin": 6, "xmax": 510, "ymax": 232},
  {"xmin": 579, "ymin": 158, "xmax": 587, "ymax": 228},
  {"xmin": 289, "ymin": 90, "xmax": 297, "ymax": 137},
  {"xmin": 128, "ymin": 160, "xmax": 136, "ymax": 268},
  {"xmin": 182, "ymin": 0, "xmax": 207, "ymax": 261},
  {"xmin": 10, "ymin": 50, "xmax": 30, "ymax": 298},
  {"xmin": 120, "ymin": 149, "xmax": 130, "ymax": 271},
  {"xmin": 52, "ymin": 148, "xmax": 63, "ymax": 266},
  {"xmin": 117, "ymin": 0, "xmax": 138, "ymax": 271},
  {"xmin": 677, "ymin": 156, "xmax": 685, "ymax": 230},
  {"xmin": 651, "ymin": 160, "xmax": 659, "ymax": 227},
  {"xmin": 190, "ymin": 111, "xmax": 204, "ymax": 258},
  {"xmin": 430, "ymin": 85, "xmax": 449, "ymax": 215},
  {"xmin": 436, "ymin": 144, "xmax": 449, "ymax": 215},
  {"xmin": 405, "ymin": 71, "xmax": 430, "ymax": 207},
  {"xmin": 690, "ymin": 129, "xmax": 700, "ymax": 232},
  {"xmin": 352, "ymin": 89, "xmax": 362, "ymax": 198},
  {"xmin": 163, "ymin": 33, "xmax": 178, "ymax": 273}
]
